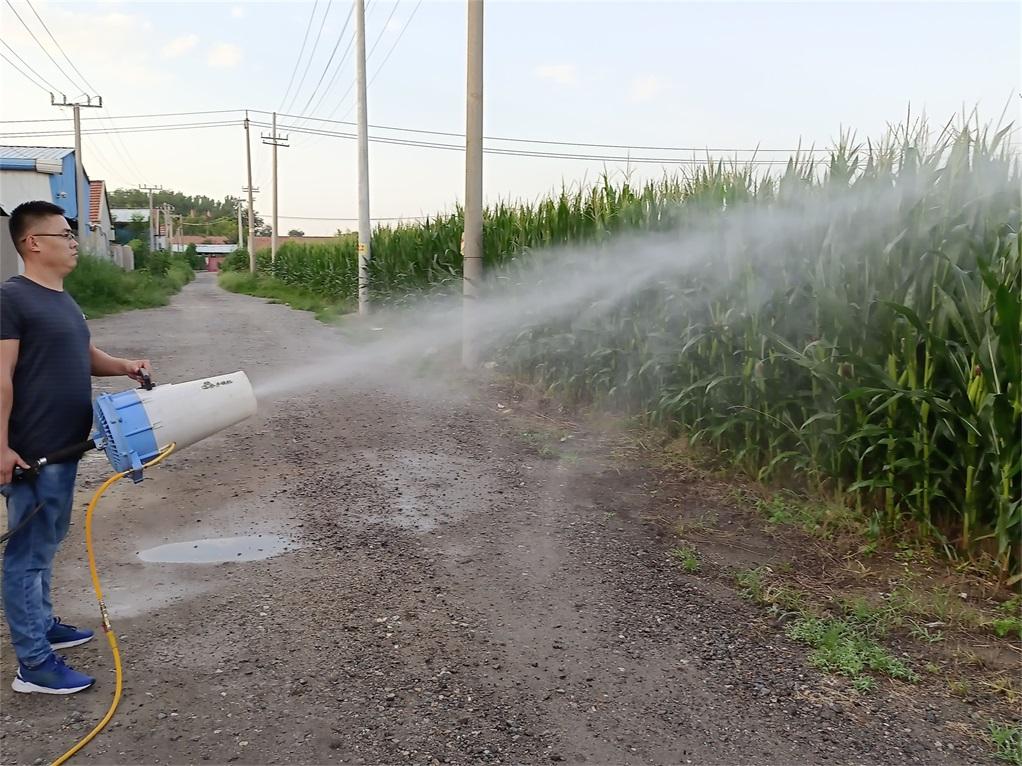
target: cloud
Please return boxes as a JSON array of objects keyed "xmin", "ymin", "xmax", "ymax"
[
  {"xmin": 1, "ymin": 6, "xmax": 174, "ymax": 91},
  {"xmin": 207, "ymin": 42, "xmax": 243, "ymax": 68},
  {"xmin": 231, "ymin": 6, "xmax": 245, "ymax": 18},
  {"xmin": 162, "ymin": 34, "xmax": 199, "ymax": 59},
  {"xmin": 630, "ymin": 75, "xmax": 669, "ymax": 103},
  {"xmin": 534, "ymin": 64, "xmax": 577, "ymax": 87}
]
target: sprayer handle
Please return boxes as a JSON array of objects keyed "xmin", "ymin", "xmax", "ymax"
[
  {"xmin": 10, "ymin": 440, "xmax": 96, "ymax": 482},
  {"xmin": 140, "ymin": 370, "xmax": 154, "ymax": 391},
  {"xmin": 11, "ymin": 462, "xmax": 40, "ymax": 482}
]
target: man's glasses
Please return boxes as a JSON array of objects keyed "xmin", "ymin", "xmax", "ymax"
[{"xmin": 22, "ymin": 231, "xmax": 77, "ymax": 242}]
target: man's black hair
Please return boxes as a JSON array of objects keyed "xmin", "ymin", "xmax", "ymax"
[{"xmin": 9, "ymin": 200, "xmax": 67, "ymax": 245}]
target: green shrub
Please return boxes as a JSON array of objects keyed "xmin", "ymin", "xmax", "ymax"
[{"xmin": 66, "ymin": 253, "xmax": 194, "ymax": 318}]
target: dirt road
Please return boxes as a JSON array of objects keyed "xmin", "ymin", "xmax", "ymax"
[{"xmin": 0, "ymin": 273, "xmax": 1004, "ymax": 765}]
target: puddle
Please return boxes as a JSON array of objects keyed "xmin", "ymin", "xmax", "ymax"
[{"xmin": 138, "ymin": 535, "xmax": 295, "ymax": 563}]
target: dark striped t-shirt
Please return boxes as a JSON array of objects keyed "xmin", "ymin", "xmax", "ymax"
[{"xmin": 0, "ymin": 275, "xmax": 92, "ymax": 461}]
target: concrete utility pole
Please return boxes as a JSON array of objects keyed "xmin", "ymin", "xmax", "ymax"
[
  {"xmin": 261, "ymin": 112, "xmax": 289, "ymax": 263},
  {"xmin": 244, "ymin": 111, "xmax": 257, "ymax": 272},
  {"xmin": 138, "ymin": 184, "xmax": 162, "ymax": 252},
  {"xmin": 236, "ymin": 202, "xmax": 245, "ymax": 250},
  {"xmin": 355, "ymin": 0, "xmax": 371, "ymax": 314},
  {"xmin": 162, "ymin": 204, "xmax": 175, "ymax": 251},
  {"xmin": 52, "ymin": 94, "xmax": 103, "ymax": 240},
  {"xmin": 174, "ymin": 214, "xmax": 184, "ymax": 254},
  {"xmin": 462, "ymin": 0, "xmax": 484, "ymax": 367}
]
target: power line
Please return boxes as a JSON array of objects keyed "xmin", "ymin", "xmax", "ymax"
[
  {"xmin": 7, "ymin": 112, "xmax": 990, "ymax": 166},
  {"xmin": 319, "ymin": 1, "xmax": 395, "ymax": 125},
  {"xmin": 291, "ymin": 0, "xmax": 419, "ymax": 152},
  {"xmin": 367, "ymin": 0, "xmax": 422, "ymax": 87},
  {"xmin": 22, "ymin": 0, "xmax": 146, "ymax": 181},
  {"xmin": 293, "ymin": 1, "xmax": 355, "ymax": 123},
  {"xmin": 301, "ymin": 11, "xmax": 357, "ymax": 125},
  {"xmin": 0, "ymin": 115, "xmax": 834, "ymax": 165},
  {"xmin": 24, "ymin": 0, "xmax": 93, "ymax": 93},
  {"xmin": 0, "ymin": 120, "xmax": 241, "ymax": 138},
  {"xmin": 3, "ymin": 0, "xmax": 77, "ymax": 96},
  {"xmin": 321, "ymin": 0, "xmax": 401, "ymax": 129},
  {"xmin": 367, "ymin": 0, "xmax": 401, "ymax": 63},
  {"xmin": 278, "ymin": 0, "xmax": 319, "ymax": 112},
  {"xmin": 0, "ymin": 108, "xmax": 245, "ymax": 124},
  {"xmin": 250, "ymin": 119, "xmax": 809, "ymax": 165},
  {"xmin": 268, "ymin": 110, "xmax": 834, "ymax": 154},
  {"xmin": 283, "ymin": 0, "xmax": 333, "ymax": 115},
  {"xmin": 82, "ymin": 133, "xmax": 121, "ymax": 181},
  {"xmin": 0, "ymin": 106, "xmax": 844, "ymax": 155},
  {"xmin": 0, "ymin": 43, "xmax": 54, "ymax": 92}
]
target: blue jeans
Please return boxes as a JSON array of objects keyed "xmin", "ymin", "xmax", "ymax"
[{"xmin": 1, "ymin": 461, "xmax": 79, "ymax": 667}]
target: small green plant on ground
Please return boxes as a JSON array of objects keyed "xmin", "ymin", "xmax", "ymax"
[
  {"xmin": 670, "ymin": 545, "xmax": 700, "ymax": 572},
  {"xmin": 988, "ymin": 722, "xmax": 1022, "ymax": 766},
  {"xmin": 736, "ymin": 567, "xmax": 919, "ymax": 690},
  {"xmin": 784, "ymin": 615, "xmax": 919, "ymax": 686},
  {"xmin": 755, "ymin": 492, "xmax": 866, "ymax": 541},
  {"xmin": 735, "ymin": 567, "xmax": 807, "ymax": 614},
  {"xmin": 988, "ymin": 596, "xmax": 1022, "ymax": 639}
]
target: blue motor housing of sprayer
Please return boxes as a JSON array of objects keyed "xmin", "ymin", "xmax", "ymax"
[{"xmin": 91, "ymin": 371, "xmax": 258, "ymax": 483}]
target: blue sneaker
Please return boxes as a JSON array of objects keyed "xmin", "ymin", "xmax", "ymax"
[
  {"xmin": 47, "ymin": 617, "xmax": 94, "ymax": 650},
  {"xmin": 12, "ymin": 654, "xmax": 95, "ymax": 695}
]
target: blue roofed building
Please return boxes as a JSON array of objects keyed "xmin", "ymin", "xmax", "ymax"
[
  {"xmin": 0, "ymin": 145, "xmax": 117, "ymax": 275},
  {"xmin": 0, "ymin": 146, "xmax": 81, "ymax": 220}
]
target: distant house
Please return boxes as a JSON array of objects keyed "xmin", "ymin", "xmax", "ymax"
[
  {"xmin": 111, "ymin": 208, "xmax": 150, "ymax": 244},
  {"xmin": 167, "ymin": 235, "xmax": 237, "ymax": 271},
  {"xmin": 86, "ymin": 180, "xmax": 115, "ymax": 258}
]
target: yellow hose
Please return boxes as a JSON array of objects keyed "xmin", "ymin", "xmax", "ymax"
[{"xmin": 51, "ymin": 444, "xmax": 176, "ymax": 766}]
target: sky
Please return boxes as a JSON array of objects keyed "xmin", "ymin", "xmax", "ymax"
[{"xmin": 1, "ymin": 0, "xmax": 1019, "ymax": 235}]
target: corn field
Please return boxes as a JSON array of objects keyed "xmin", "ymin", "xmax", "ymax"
[{"xmin": 243, "ymin": 122, "xmax": 1021, "ymax": 577}]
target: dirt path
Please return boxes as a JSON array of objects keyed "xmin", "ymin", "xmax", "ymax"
[{"xmin": 0, "ymin": 273, "xmax": 1006, "ymax": 765}]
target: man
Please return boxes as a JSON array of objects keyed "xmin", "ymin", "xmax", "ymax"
[{"xmin": 1, "ymin": 200, "xmax": 151, "ymax": 695}]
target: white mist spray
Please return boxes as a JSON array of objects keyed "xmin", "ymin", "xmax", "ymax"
[{"xmin": 252, "ymin": 161, "xmax": 1013, "ymax": 402}]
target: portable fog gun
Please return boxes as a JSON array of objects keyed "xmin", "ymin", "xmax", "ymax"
[
  {"xmin": 13, "ymin": 370, "xmax": 258, "ymax": 484},
  {"xmin": 7, "ymin": 371, "xmax": 257, "ymax": 766}
]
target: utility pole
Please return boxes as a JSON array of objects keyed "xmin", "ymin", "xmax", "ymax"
[
  {"xmin": 138, "ymin": 184, "xmax": 162, "ymax": 252},
  {"xmin": 52, "ymin": 94, "xmax": 103, "ymax": 239},
  {"xmin": 242, "ymin": 185, "xmax": 259, "ymax": 261},
  {"xmin": 163, "ymin": 204, "xmax": 175, "ymax": 252},
  {"xmin": 236, "ymin": 201, "xmax": 245, "ymax": 251},
  {"xmin": 174, "ymin": 214, "xmax": 184, "ymax": 255},
  {"xmin": 261, "ymin": 112, "xmax": 289, "ymax": 263},
  {"xmin": 462, "ymin": 0, "xmax": 484, "ymax": 367},
  {"xmin": 244, "ymin": 111, "xmax": 256, "ymax": 272},
  {"xmin": 355, "ymin": 0, "xmax": 371, "ymax": 314}
]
